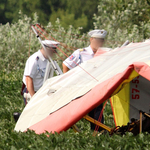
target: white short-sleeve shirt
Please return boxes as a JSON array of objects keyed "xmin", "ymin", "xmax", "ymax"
[
  {"xmin": 63, "ymin": 46, "xmax": 94, "ymax": 69},
  {"xmin": 23, "ymin": 50, "xmax": 48, "ymax": 91}
]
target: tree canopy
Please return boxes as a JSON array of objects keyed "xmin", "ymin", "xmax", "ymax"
[
  {"xmin": 0, "ymin": 0, "xmax": 99, "ymax": 32},
  {"xmin": 93, "ymin": 0, "xmax": 150, "ymax": 47}
]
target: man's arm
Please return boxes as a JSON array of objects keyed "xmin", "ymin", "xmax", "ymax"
[
  {"xmin": 62, "ymin": 63, "xmax": 70, "ymax": 73},
  {"xmin": 26, "ymin": 76, "xmax": 35, "ymax": 97}
]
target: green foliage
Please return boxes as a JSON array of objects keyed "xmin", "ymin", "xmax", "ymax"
[
  {"xmin": 49, "ymin": 0, "xmax": 99, "ymax": 32},
  {"xmin": 0, "ymin": 11, "xmax": 40, "ymax": 72},
  {"xmin": 50, "ymin": 9, "xmax": 88, "ymax": 30},
  {"xmin": 0, "ymin": 70, "xmax": 150, "ymax": 149},
  {"xmin": 0, "ymin": 67, "xmax": 149, "ymax": 149},
  {"xmin": 1, "ymin": 2, "xmax": 150, "ymax": 149},
  {"xmin": 0, "ymin": 0, "xmax": 51, "ymax": 25},
  {"xmin": 0, "ymin": 0, "xmax": 99, "ymax": 32},
  {"xmin": 93, "ymin": 0, "xmax": 150, "ymax": 48},
  {"xmin": 0, "ymin": 12, "xmax": 89, "ymax": 72}
]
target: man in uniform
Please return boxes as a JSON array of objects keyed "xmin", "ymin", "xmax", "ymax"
[
  {"xmin": 13, "ymin": 40, "xmax": 60, "ymax": 122},
  {"xmin": 62, "ymin": 29, "xmax": 107, "ymax": 131},
  {"xmin": 22, "ymin": 40, "xmax": 59, "ymax": 104}
]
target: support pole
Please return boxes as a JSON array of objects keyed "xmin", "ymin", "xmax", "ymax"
[
  {"xmin": 140, "ymin": 111, "xmax": 142, "ymax": 133},
  {"xmin": 83, "ymin": 115, "xmax": 112, "ymax": 133},
  {"xmin": 31, "ymin": 25, "xmax": 62, "ymax": 76},
  {"xmin": 43, "ymin": 61, "xmax": 54, "ymax": 83},
  {"xmin": 121, "ymin": 40, "xmax": 130, "ymax": 47},
  {"xmin": 72, "ymin": 124, "xmax": 81, "ymax": 133},
  {"xmin": 143, "ymin": 112, "xmax": 150, "ymax": 118}
]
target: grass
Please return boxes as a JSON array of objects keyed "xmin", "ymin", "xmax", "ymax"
[{"xmin": 0, "ymin": 70, "xmax": 150, "ymax": 149}]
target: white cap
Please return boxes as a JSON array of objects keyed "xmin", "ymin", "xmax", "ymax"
[
  {"xmin": 42, "ymin": 40, "xmax": 60, "ymax": 48},
  {"xmin": 88, "ymin": 29, "xmax": 107, "ymax": 39}
]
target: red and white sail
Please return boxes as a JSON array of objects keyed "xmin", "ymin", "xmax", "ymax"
[{"xmin": 15, "ymin": 40, "xmax": 150, "ymax": 134}]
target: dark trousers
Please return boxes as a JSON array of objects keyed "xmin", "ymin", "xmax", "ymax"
[
  {"xmin": 89, "ymin": 103, "xmax": 104, "ymax": 132},
  {"xmin": 22, "ymin": 87, "xmax": 28, "ymax": 105}
]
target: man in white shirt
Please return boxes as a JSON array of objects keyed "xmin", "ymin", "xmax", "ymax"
[
  {"xmin": 22, "ymin": 40, "xmax": 59, "ymax": 104},
  {"xmin": 62, "ymin": 29, "xmax": 107, "ymax": 131}
]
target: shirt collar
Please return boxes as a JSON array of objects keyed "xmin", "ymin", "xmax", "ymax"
[
  {"xmin": 38, "ymin": 50, "xmax": 46, "ymax": 61},
  {"xmin": 86, "ymin": 46, "xmax": 94, "ymax": 55}
]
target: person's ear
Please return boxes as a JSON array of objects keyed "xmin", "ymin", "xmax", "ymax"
[{"xmin": 90, "ymin": 37, "xmax": 93, "ymax": 43}]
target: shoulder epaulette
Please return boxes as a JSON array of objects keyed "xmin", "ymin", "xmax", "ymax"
[{"xmin": 79, "ymin": 49, "xmax": 85, "ymax": 52}]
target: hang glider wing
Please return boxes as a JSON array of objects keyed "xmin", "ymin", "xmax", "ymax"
[{"xmin": 15, "ymin": 40, "xmax": 150, "ymax": 134}]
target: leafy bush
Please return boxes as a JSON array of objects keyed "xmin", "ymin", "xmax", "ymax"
[
  {"xmin": 93, "ymin": 0, "xmax": 150, "ymax": 48},
  {"xmin": 0, "ymin": 11, "xmax": 89, "ymax": 72},
  {"xmin": 1, "ymin": 5, "xmax": 150, "ymax": 149},
  {"xmin": 0, "ymin": 63, "xmax": 150, "ymax": 149}
]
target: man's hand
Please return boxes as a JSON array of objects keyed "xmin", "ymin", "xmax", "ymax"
[
  {"xmin": 25, "ymin": 76, "xmax": 35, "ymax": 97},
  {"xmin": 62, "ymin": 63, "xmax": 70, "ymax": 73}
]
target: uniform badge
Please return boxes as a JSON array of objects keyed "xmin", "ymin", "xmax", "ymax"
[
  {"xmin": 36, "ymin": 56, "xmax": 39, "ymax": 61},
  {"xmin": 69, "ymin": 55, "xmax": 75, "ymax": 60}
]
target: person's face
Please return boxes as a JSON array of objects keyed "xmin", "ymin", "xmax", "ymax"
[
  {"xmin": 90, "ymin": 37, "xmax": 105, "ymax": 50},
  {"xmin": 46, "ymin": 47, "xmax": 57, "ymax": 58}
]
